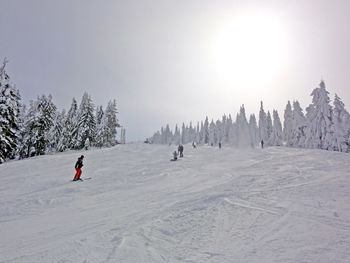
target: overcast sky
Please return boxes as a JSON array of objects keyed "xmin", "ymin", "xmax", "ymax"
[{"xmin": 1, "ymin": 0, "xmax": 350, "ymax": 141}]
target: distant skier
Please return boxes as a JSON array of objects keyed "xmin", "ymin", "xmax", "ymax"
[
  {"xmin": 192, "ymin": 142, "xmax": 196, "ymax": 149},
  {"xmin": 219, "ymin": 142, "xmax": 222, "ymax": 149},
  {"xmin": 73, "ymin": 155, "xmax": 84, "ymax": 181},
  {"xmin": 261, "ymin": 140, "xmax": 264, "ymax": 149},
  {"xmin": 171, "ymin": 151, "xmax": 178, "ymax": 161},
  {"xmin": 178, "ymin": 144, "xmax": 184, "ymax": 157}
]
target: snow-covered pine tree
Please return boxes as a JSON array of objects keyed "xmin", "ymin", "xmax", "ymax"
[
  {"xmin": 36, "ymin": 95, "xmax": 57, "ymax": 155},
  {"xmin": 75, "ymin": 92, "xmax": 96, "ymax": 149},
  {"xmin": 291, "ymin": 101, "xmax": 307, "ymax": 147},
  {"xmin": 266, "ymin": 111, "xmax": 273, "ymax": 146},
  {"xmin": 160, "ymin": 126, "xmax": 166, "ymax": 144},
  {"xmin": 229, "ymin": 115, "xmax": 238, "ymax": 146},
  {"xmin": 305, "ymin": 81, "xmax": 334, "ymax": 150},
  {"xmin": 96, "ymin": 105, "xmax": 104, "ymax": 126},
  {"xmin": 221, "ymin": 114, "xmax": 228, "ymax": 144},
  {"xmin": 236, "ymin": 105, "xmax": 250, "ymax": 147},
  {"xmin": 94, "ymin": 105, "xmax": 105, "ymax": 147},
  {"xmin": 269, "ymin": 110, "xmax": 283, "ymax": 146},
  {"xmin": 62, "ymin": 98, "xmax": 78, "ymax": 149},
  {"xmin": 0, "ymin": 58, "xmax": 21, "ymax": 163},
  {"xmin": 209, "ymin": 119, "xmax": 217, "ymax": 145},
  {"xmin": 180, "ymin": 123, "xmax": 187, "ymax": 144},
  {"xmin": 19, "ymin": 95, "xmax": 57, "ymax": 157},
  {"xmin": 249, "ymin": 114, "xmax": 259, "ymax": 147},
  {"xmin": 173, "ymin": 124, "xmax": 181, "ymax": 145},
  {"xmin": 18, "ymin": 101, "xmax": 36, "ymax": 158},
  {"xmin": 199, "ymin": 121, "xmax": 204, "ymax": 144},
  {"xmin": 283, "ymin": 101, "xmax": 293, "ymax": 146},
  {"xmin": 49, "ymin": 109, "xmax": 66, "ymax": 152},
  {"xmin": 151, "ymin": 130, "xmax": 161, "ymax": 144},
  {"xmin": 195, "ymin": 122, "xmax": 200, "ymax": 144},
  {"xmin": 103, "ymin": 100, "xmax": 120, "ymax": 146},
  {"xmin": 203, "ymin": 117, "xmax": 209, "ymax": 144},
  {"xmin": 259, "ymin": 101, "xmax": 268, "ymax": 144},
  {"xmin": 15, "ymin": 104, "xmax": 27, "ymax": 159},
  {"xmin": 159, "ymin": 127, "xmax": 165, "ymax": 144},
  {"xmin": 164, "ymin": 124, "xmax": 172, "ymax": 145},
  {"xmin": 188, "ymin": 122, "xmax": 196, "ymax": 144},
  {"xmin": 225, "ymin": 114, "xmax": 233, "ymax": 144},
  {"xmin": 332, "ymin": 94, "xmax": 350, "ymax": 152},
  {"xmin": 216, "ymin": 119, "xmax": 223, "ymax": 145}
]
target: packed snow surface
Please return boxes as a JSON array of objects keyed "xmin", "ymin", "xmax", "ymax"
[{"xmin": 1, "ymin": 143, "xmax": 350, "ymax": 262}]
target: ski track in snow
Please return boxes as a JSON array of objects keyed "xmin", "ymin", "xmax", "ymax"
[{"xmin": 1, "ymin": 143, "xmax": 350, "ymax": 262}]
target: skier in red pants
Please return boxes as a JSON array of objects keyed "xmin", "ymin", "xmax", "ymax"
[{"xmin": 73, "ymin": 155, "xmax": 84, "ymax": 181}]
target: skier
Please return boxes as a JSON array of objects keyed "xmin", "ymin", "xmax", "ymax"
[
  {"xmin": 261, "ymin": 140, "xmax": 264, "ymax": 149},
  {"xmin": 73, "ymin": 155, "xmax": 84, "ymax": 181},
  {"xmin": 192, "ymin": 142, "xmax": 196, "ymax": 149},
  {"xmin": 178, "ymin": 144, "xmax": 184, "ymax": 157},
  {"xmin": 219, "ymin": 142, "xmax": 222, "ymax": 149}
]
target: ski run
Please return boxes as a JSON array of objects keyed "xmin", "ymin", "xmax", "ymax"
[{"xmin": 1, "ymin": 143, "xmax": 350, "ymax": 262}]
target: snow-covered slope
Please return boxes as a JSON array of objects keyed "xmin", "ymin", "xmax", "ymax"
[{"xmin": 1, "ymin": 144, "xmax": 350, "ymax": 262}]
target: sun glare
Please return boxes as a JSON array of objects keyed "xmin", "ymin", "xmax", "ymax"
[{"xmin": 213, "ymin": 13, "xmax": 288, "ymax": 89}]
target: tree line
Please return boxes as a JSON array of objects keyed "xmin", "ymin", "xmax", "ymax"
[
  {"xmin": 0, "ymin": 59, "xmax": 120, "ymax": 164},
  {"xmin": 151, "ymin": 81, "xmax": 350, "ymax": 153}
]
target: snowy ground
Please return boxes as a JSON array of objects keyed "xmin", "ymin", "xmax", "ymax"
[{"xmin": 1, "ymin": 143, "xmax": 350, "ymax": 263}]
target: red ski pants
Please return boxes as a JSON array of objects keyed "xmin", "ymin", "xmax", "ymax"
[{"xmin": 74, "ymin": 168, "xmax": 82, "ymax": 180}]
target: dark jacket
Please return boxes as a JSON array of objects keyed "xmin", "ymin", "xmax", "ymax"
[{"xmin": 75, "ymin": 158, "xmax": 83, "ymax": 169}]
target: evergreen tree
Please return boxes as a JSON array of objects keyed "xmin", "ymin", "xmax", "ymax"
[
  {"xmin": 96, "ymin": 105, "xmax": 104, "ymax": 126},
  {"xmin": 249, "ymin": 114, "xmax": 259, "ymax": 147},
  {"xmin": 49, "ymin": 109, "xmax": 66, "ymax": 152},
  {"xmin": 236, "ymin": 105, "xmax": 250, "ymax": 147},
  {"xmin": 0, "ymin": 58, "xmax": 21, "ymax": 163},
  {"xmin": 164, "ymin": 124, "xmax": 172, "ymax": 145},
  {"xmin": 199, "ymin": 121, "xmax": 204, "ymax": 144},
  {"xmin": 291, "ymin": 101, "xmax": 307, "ymax": 147},
  {"xmin": 188, "ymin": 122, "xmax": 196, "ymax": 143},
  {"xmin": 75, "ymin": 92, "xmax": 96, "ymax": 149},
  {"xmin": 266, "ymin": 111, "xmax": 273, "ymax": 145},
  {"xmin": 151, "ymin": 130, "xmax": 161, "ymax": 144},
  {"xmin": 221, "ymin": 114, "xmax": 228, "ymax": 144},
  {"xmin": 181, "ymin": 123, "xmax": 187, "ymax": 144},
  {"xmin": 173, "ymin": 124, "xmax": 181, "ymax": 144},
  {"xmin": 269, "ymin": 110, "xmax": 283, "ymax": 146},
  {"xmin": 203, "ymin": 116, "xmax": 209, "ymax": 144},
  {"xmin": 259, "ymin": 101, "xmax": 268, "ymax": 143},
  {"xmin": 160, "ymin": 127, "xmax": 165, "ymax": 144},
  {"xmin": 332, "ymin": 94, "xmax": 350, "ymax": 152},
  {"xmin": 283, "ymin": 101, "xmax": 293, "ymax": 146},
  {"xmin": 305, "ymin": 81, "xmax": 334, "ymax": 150},
  {"xmin": 95, "ymin": 105, "xmax": 105, "ymax": 147},
  {"xmin": 216, "ymin": 119, "xmax": 223, "ymax": 144},
  {"xmin": 228, "ymin": 115, "xmax": 238, "ymax": 146},
  {"xmin": 195, "ymin": 122, "xmax": 200, "ymax": 144},
  {"xmin": 103, "ymin": 100, "xmax": 120, "ymax": 146},
  {"xmin": 19, "ymin": 95, "xmax": 57, "ymax": 157},
  {"xmin": 16, "ymin": 104, "xmax": 27, "ymax": 159},
  {"xmin": 62, "ymin": 98, "xmax": 78, "ymax": 149},
  {"xmin": 225, "ymin": 114, "xmax": 233, "ymax": 144},
  {"xmin": 208, "ymin": 119, "xmax": 217, "ymax": 145}
]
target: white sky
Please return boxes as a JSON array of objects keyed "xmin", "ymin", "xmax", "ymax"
[{"xmin": 1, "ymin": 0, "xmax": 350, "ymax": 141}]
